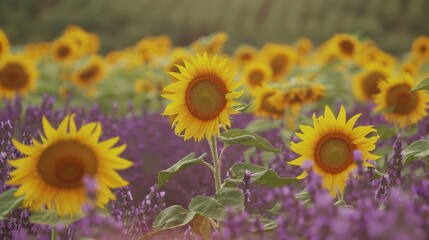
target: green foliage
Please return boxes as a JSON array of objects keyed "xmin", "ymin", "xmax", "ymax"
[
  {"xmin": 188, "ymin": 196, "xmax": 226, "ymax": 220},
  {"xmin": 411, "ymin": 78, "xmax": 429, "ymax": 92},
  {"xmin": 29, "ymin": 210, "xmax": 85, "ymax": 226},
  {"xmin": 157, "ymin": 153, "xmax": 207, "ymax": 189},
  {"xmin": 245, "ymin": 119, "xmax": 282, "ymax": 133},
  {"xmin": 152, "ymin": 205, "xmax": 196, "ymax": 230},
  {"xmin": 226, "ymin": 162, "xmax": 298, "ymax": 187},
  {"xmin": 219, "ymin": 129, "xmax": 281, "ymax": 153},
  {"xmin": 215, "ymin": 188, "xmax": 244, "ymax": 209},
  {"xmin": 0, "ymin": 189, "xmax": 24, "ymax": 220},
  {"xmin": 403, "ymin": 140, "xmax": 429, "ymax": 163}
]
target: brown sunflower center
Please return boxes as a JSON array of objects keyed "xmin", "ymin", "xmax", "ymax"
[
  {"xmin": 315, "ymin": 133, "xmax": 354, "ymax": 174},
  {"xmin": 420, "ymin": 45, "xmax": 427, "ymax": 54},
  {"xmin": 386, "ymin": 84, "xmax": 419, "ymax": 115},
  {"xmin": 58, "ymin": 45, "xmax": 71, "ymax": 58},
  {"xmin": 79, "ymin": 65, "xmax": 99, "ymax": 82},
  {"xmin": 362, "ymin": 71, "xmax": 386, "ymax": 99},
  {"xmin": 271, "ymin": 55, "xmax": 288, "ymax": 77},
  {"xmin": 0, "ymin": 63, "xmax": 29, "ymax": 90},
  {"xmin": 261, "ymin": 92, "xmax": 284, "ymax": 117},
  {"xmin": 240, "ymin": 53, "xmax": 253, "ymax": 62},
  {"xmin": 185, "ymin": 76, "xmax": 227, "ymax": 121},
  {"xmin": 38, "ymin": 140, "xmax": 98, "ymax": 189},
  {"xmin": 249, "ymin": 70, "xmax": 264, "ymax": 86},
  {"xmin": 339, "ymin": 40, "xmax": 354, "ymax": 56}
]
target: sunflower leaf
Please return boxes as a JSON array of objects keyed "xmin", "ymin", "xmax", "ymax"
[
  {"xmin": 233, "ymin": 101, "xmax": 253, "ymax": 113},
  {"xmin": 219, "ymin": 129, "xmax": 281, "ymax": 153},
  {"xmin": 0, "ymin": 189, "xmax": 24, "ymax": 220},
  {"xmin": 188, "ymin": 196, "xmax": 225, "ymax": 220},
  {"xmin": 152, "ymin": 205, "xmax": 196, "ymax": 230},
  {"xmin": 404, "ymin": 140, "xmax": 429, "ymax": 163},
  {"xmin": 229, "ymin": 162, "xmax": 298, "ymax": 187},
  {"xmin": 249, "ymin": 214, "xmax": 277, "ymax": 230},
  {"xmin": 157, "ymin": 152, "xmax": 207, "ymax": 189},
  {"xmin": 411, "ymin": 77, "xmax": 429, "ymax": 92},
  {"xmin": 216, "ymin": 188, "xmax": 244, "ymax": 209},
  {"xmin": 29, "ymin": 210, "xmax": 85, "ymax": 226}
]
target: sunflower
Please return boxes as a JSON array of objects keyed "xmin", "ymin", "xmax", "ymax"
[
  {"xmin": 134, "ymin": 79, "xmax": 154, "ymax": 94},
  {"xmin": 295, "ymin": 37, "xmax": 313, "ymax": 56},
  {"xmin": 330, "ymin": 34, "xmax": 360, "ymax": 60},
  {"xmin": 289, "ymin": 106, "xmax": 379, "ymax": 196},
  {"xmin": 135, "ymin": 38, "xmax": 157, "ymax": 63},
  {"xmin": 260, "ymin": 43, "xmax": 296, "ymax": 81},
  {"xmin": 374, "ymin": 74, "xmax": 429, "ymax": 127},
  {"xmin": 353, "ymin": 65, "xmax": 389, "ymax": 102},
  {"xmin": 411, "ymin": 36, "xmax": 429, "ymax": 62},
  {"xmin": 166, "ymin": 48, "xmax": 190, "ymax": 76},
  {"xmin": 242, "ymin": 61, "xmax": 272, "ymax": 90},
  {"xmin": 154, "ymin": 35, "xmax": 172, "ymax": 56},
  {"xmin": 0, "ymin": 55, "xmax": 38, "ymax": 99},
  {"xmin": 72, "ymin": 55, "xmax": 106, "ymax": 87},
  {"xmin": 162, "ymin": 53, "xmax": 243, "ymax": 142},
  {"xmin": 268, "ymin": 82, "xmax": 326, "ymax": 108},
  {"xmin": 7, "ymin": 114, "xmax": 133, "ymax": 216},
  {"xmin": 0, "ymin": 29, "xmax": 10, "ymax": 60},
  {"xmin": 52, "ymin": 36, "xmax": 79, "ymax": 62},
  {"xmin": 234, "ymin": 45, "xmax": 258, "ymax": 66},
  {"xmin": 252, "ymin": 86, "xmax": 285, "ymax": 120}
]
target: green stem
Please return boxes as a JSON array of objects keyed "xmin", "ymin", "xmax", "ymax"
[
  {"xmin": 209, "ymin": 136, "xmax": 222, "ymax": 193},
  {"xmin": 51, "ymin": 226, "xmax": 58, "ymax": 240}
]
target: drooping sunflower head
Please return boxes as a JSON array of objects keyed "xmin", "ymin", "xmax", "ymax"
[
  {"xmin": 251, "ymin": 85, "xmax": 285, "ymax": 120},
  {"xmin": 374, "ymin": 74, "xmax": 429, "ymax": 127},
  {"xmin": 162, "ymin": 52, "xmax": 243, "ymax": 142},
  {"xmin": 52, "ymin": 36, "xmax": 80, "ymax": 62},
  {"xmin": 268, "ymin": 81, "xmax": 326, "ymax": 108},
  {"xmin": 7, "ymin": 114, "xmax": 133, "ymax": 216},
  {"xmin": 166, "ymin": 48, "xmax": 190, "ymax": 78},
  {"xmin": 289, "ymin": 106, "xmax": 379, "ymax": 196},
  {"xmin": 234, "ymin": 45, "xmax": 258, "ymax": 66},
  {"xmin": 411, "ymin": 36, "xmax": 429, "ymax": 62},
  {"xmin": 260, "ymin": 43, "xmax": 297, "ymax": 81},
  {"xmin": 0, "ymin": 55, "xmax": 38, "ymax": 99},
  {"xmin": 242, "ymin": 60, "xmax": 272, "ymax": 90},
  {"xmin": 0, "ymin": 29, "xmax": 10, "ymax": 60},
  {"xmin": 353, "ymin": 65, "xmax": 390, "ymax": 102},
  {"xmin": 72, "ymin": 55, "xmax": 106, "ymax": 87},
  {"xmin": 330, "ymin": 34, "xmax": 360, "ymax": 60}
]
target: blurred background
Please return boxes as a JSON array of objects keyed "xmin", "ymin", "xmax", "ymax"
[{"xmin": 1, "ymin": 0, "xmax": 428, "ymax": 54}]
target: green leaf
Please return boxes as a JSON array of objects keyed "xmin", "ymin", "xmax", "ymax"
[
  {"xmin": 157, "ymin": 153, "xmax": 207, "ymax": 189},
  {"xmin": 233, "ymin": 101, "xmax": 253, "ymax": 113},
  {"xmin": 219, "ymin": 129, "xmax": 281, "ymax": 153},
  {"xmin": 404, "ymin": 140, "xmax": 429, "ymax": 162},
  {"xmin": 229, "ymin": 162, "xmax": 298, "ymax": 187},
  {"xmin": 268, "ymin": 202, "xmax": 281, "ymax": 215},
  {"xmin": 216, "ymin": 188, "xmax": 244, "ymax": 209},
  {"xmin": 152, "ymin": 205, "xmax": 196, "ymax": 230},
  {"xmin": 30, "ymin": 210, "xmax": 84, "ymax": 226},
  {"xmin": 245, "ymin": 119, "xmax": 282, "ymax": 133},
  {"xmin": 188, "ymin": 196, "xmax": 225, "ymax": 220},
  {"xmin": 0, "ymin": 189, "xmax": 24, "ymax": 220},
  {"xmin": 249, "ymin": 214, "xmax": 277, "ymax": 230},
  {"xmin": 411, "ymin": 77, "xmax": 429, "ymax": 92}
]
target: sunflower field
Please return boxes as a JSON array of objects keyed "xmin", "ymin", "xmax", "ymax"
[{"xmin": 1, "ymin": 1, "xmax": 429, "ymax": 239}]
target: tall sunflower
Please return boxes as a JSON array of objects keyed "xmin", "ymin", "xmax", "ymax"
[
  {"xmin": 7, "ymin": 114, "xmax": 133, "ymax": 216},
  {"xmin": 411, "ymin": 36, "xmax": 429, "ymax": 62},
  {"xmin": 52, "ymin": 36, "xmax": 79, "ymax": 62},
  {"xmin": 162, "ymin": 53, "xmax": 243, "ymax": 142},
  {"xmin": 72, "ymin": 55, "xmax": 106, "ymax": 87},
  {"xmin": 0, "ymin": 29, "xmax": 10, "ymax": 60},
  {"xmin": 0, "ymin": 55, "xmax": 38, "ymax": 99},
  {"xmin": 353, "ymin": 65, "xmax": 389, "ymax": 102},
  {"xmin": 374, "ymin": 74, "xmax": 429, "ymax": 127},
  {"xmin": 330, "ymin": 34, "xmax": 360, "ymax": 60},
  {"xmin": 234, "ymin": 45, "xmax": 258, "ymax": 66},
  {"xmin": 260, "ymin": 43, "xmax": 296, "ymax": 81},
  {"xmin": 252, "ymin": 86, "xmax": 285, "ymax": 120},
  {"xmin": 289, "ymin": 106, "xmax": 379, "ymax": 196},
  {"xmin": 242, "ymin": 61, "xmax": 272, "ymax": 90}
]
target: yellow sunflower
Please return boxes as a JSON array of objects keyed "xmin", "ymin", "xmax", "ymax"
[
  {"xmin": 52, "ymin": 36, "xmax": 79, "ymax": 62},
  {"xmin": 0, "ymin": 55, "xmax": 38, "ymax": 99},
  {"xmin": 166, "ymin": 48, "xmax": 190, "ymax": 77},
  {"xmin": 252, "ymin": 86, "xmax": 285, "ymax": 120},
  {"xmin": 330, "ymin": 34, "xmax": 360, "ymax": 60},
  {"xmin": 7, "ymin": 114, "xmax": 133, "ymax": 216},
  {"xmin": 242, "ymin": 61, "xmax": 272, "ymax": 90},
  {"xmin": 162, "ymin": 53, "xmax": 243, "ymax": 142},
  {"xmin": 411, "ymin": 36, "xmax": 429, "ymax": 62},
  {"xmin": 268, "ymin": 82, "xmax": 326, "ymax": 108},
  {"xmin": 260, "ymin": 43, "xmax": 296, "ymax": 81},
  {"xmin": 295, "ymin": 37, "xmax": 313, "ymax": 56},
  {"xmin": 289, "ymin": 106, "xmax": 379, "ymax": 196},
  {"xmin": 374, "ymin": 74, "xmax": 429, "ymax": 127},
  {"xmin": 353, "ymin": 65, "xmax": 390, "ymax": 102},
  {"xmin": 134, "ymin": 79, "xmax": 154, "ymax": 94},
  {"xmin": 0, "ymin": 29, "xmax": 10, "ymax": 60},
  {"xmin": 234, "ymin": 45, "xmax": 258, "ymax": 66},
  {"xmin": 72, "ymin": 55, "xmax": 106, "ymax": 87}
]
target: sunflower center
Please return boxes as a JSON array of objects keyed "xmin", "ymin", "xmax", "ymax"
[
  {"xmin": 339, "ymin": 40, "xmax": 354, "ymax": 56},
  {"xmin": 240, "ymin": 53, "xmax": 252, "ymax": 62},
  {"xmin": 38, "ymin": 140, "xmax": 98, "ymax": 189},
  {"xmin": 79, "ymin": 65, "xmax": 99, "ymax": 82},
  {"xmin": 185, "ymin": 76, "xmax": 227, "ymax": 121},
  {"xmin": 271, "ymin": 55, "xmax": 288, "ymax": 77},
  {"xmin": 362, "ymin": 71, "xmax": 386, "ymax": 99},
  {"xmin": 386, "ymin": 84, "xmax": 419, "ymax": 115},
  {"xmin": 261, "ymin": 92, "xmax": 284, "ymax": 116},
  {"xmin": 249, "ymin": 70, "xmax": 264, "ymax": 86},
  {"xmin": 420, "ymin": 45, "xmax": 427, "ymax": 54},
  {"xmin": 0, "ymin": 63, "xmax": 29, "ymax": 90},
  {"xmin": 58, "ymin": 45, "xmax": 71, "ymax": 58},
  {"xmin": 315, "ymin": 134, "xmax": 354, "ymax": 174}
]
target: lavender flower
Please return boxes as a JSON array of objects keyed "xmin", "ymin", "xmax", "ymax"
[
  {"xmin": 242, "ymin": 170, "xmax": 252, "ymax": 208},
  {"xmin": 387, "ymin": 135, "xmax": 403, "ymax": 186}
]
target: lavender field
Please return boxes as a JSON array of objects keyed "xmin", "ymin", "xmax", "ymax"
[{"xmin": 1, "ymin": 1, "xmax": 429, "ymax": 239}]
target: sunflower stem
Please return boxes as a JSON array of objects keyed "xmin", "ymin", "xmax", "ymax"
[
  {"xmin": 209, "ymin": 136, "xmax": 222, "ymax": 194},
  {"xmin": 51, "ymin": 225, "xmax": 58, "ymax": 240}
]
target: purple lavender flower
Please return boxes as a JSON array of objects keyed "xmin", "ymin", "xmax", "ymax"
[{"xmin": 242, "ymin": 170, "xmax": 252, "ymax": 208}]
